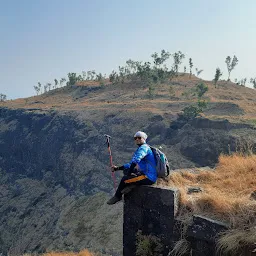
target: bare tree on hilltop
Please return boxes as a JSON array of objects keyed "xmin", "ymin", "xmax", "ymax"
[
  {"xmin": 241, "ymin": 78, "xmax": 247, "ymax": 87},
  {"xmin": 172, "ymin": 51, "xmax": 185, "ymax": 75},
  {"xmin": 250, "ymin": 78, "xmax": 256, "ymax": 89},
  {"xmin": 54, "ymin": 79, "xmax": 58, "ymax": 89},
  {"xmin": 151, "ymin": 50, "xmax": 171, "ymax": 67},
  {"xmin": 38, "ymin": 82, "xmax": 42, "ymax": 94},
  {"xmin": 60, "ymin": 78, "xmax": 66, "ymax": 87},
  {"xmin": 33, "ymin": 82, "xmax": 42, "ymax": 95},
  {"xmin": 189, "ymin": 58, "xmax": 193, "ymax": 78},
  {"xmin": 214, "ymin": 68, "xmax": 222, "ymax": 88},
  {"xmin": 44, "ymin": 84, "xmax": 48, "ymax": 93},
  {"xmin": 0, "ymin": 93, "xmax": 7, "ymax": 101},
  {"xmin": 47, "ymin": 83, "xmax": 52, "ymax": 91},
  {"xmin": 225, "ymin": 55, "xmax": 238, "ymax": 81},
  {"xmin": 34, "ymin": 85, "xmax": 40, "ymax": 95},
  {"xmin": 195, "ymin": 68, "xmax": 203, "ymax": 77}
]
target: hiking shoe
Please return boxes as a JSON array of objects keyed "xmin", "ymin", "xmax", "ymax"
[
  {"xmin": 107, "ymin": 196, "xmax": 122, "ymax": 205},
  {"xmin": 121, "ymin": 185, "xmax": 136, "ymax": 194}
]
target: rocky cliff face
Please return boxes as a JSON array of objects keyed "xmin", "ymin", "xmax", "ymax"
[
  {"xmin": 0, "ymin": 106, "xmax": 256, "ymax": 255},
  {"xmin": 168, "ymin": 117, "xmax": 256, "ymax": 166},
  {"xmin": 0, "ymin": 107, "xmax": 124, "ymax": 255},
  {"xmin": 0, "ymin": 107, "xmax": 115, "ymax": 194}
]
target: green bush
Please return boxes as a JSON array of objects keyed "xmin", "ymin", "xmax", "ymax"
[
  {"xmin": 182, "ymin": 105, "xmax": 200, "ymax": 120},
  {"xmin": 196, "ymin": 82, "xmax": 208, "ymax": 98},
  {"xmin": 181, "ymin": 100, "xmax": 208, "ymax": 120},
  {"xmin": 136, "ymin": 230, "xmax": 163, "ymax": 256}
]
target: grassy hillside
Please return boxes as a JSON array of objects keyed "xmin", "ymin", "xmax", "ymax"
[{"xmin": 1, "ymin": 75, "xmax": 256, "ymax": 124}]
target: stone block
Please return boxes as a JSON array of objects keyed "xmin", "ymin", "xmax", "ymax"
[
  {"xmin": 187, "ymin": 215, "xmax": 228, "ymax": 243},
  {"xmin": 123, "ymin": 185, "xmax": 180, "ymax": 256}
]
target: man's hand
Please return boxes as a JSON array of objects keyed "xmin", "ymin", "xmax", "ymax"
[{"xmin": 111, "ymin": 165, "xmax": 119, "ymax": 172}]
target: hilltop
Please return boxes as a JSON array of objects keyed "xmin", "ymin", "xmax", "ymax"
[{"xmin": 2, "ymin": 74, "xmax": 256, "ymax": 124}]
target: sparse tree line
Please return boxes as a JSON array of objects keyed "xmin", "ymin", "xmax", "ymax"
[
  {"xmin": 214, "ymin": 55, "xmax": 256, "ymax": 89},
  {"xmin": 34, "ymin": 77, "xmax": 67, "ymax": 95},
  {"xmin": 108, "ymin": 50, "xmax": 206, "ymax": 98},
  {"xmin": 107, "ymin": 51, "xmax": 255, "ymax": 97},
  {"xmin": 109, "ymin": 50, "xmax": 189, "ymax": 86},
  {"xmin": 0, "ymin": 50, "xmax": 255, "ymax": 102},
  {"xmin": 33, "ymin": 50, "xmax": 204, "ymax": 97},
  {"xmin": 29, "ymin": 50, "xmax": 255, "ymax": 98},
  {"xmin": 33, "ymin": 70, "xmax": 108, "ymax": 96}
]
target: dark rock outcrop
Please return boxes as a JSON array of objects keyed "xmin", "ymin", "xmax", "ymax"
[
  {"xmin": 123, "ymin": 186, "xmax": 229, "ymax": 256},
  {"xmin": 123, "ymin": 186, "xmax": 180, "ymax": 256}
]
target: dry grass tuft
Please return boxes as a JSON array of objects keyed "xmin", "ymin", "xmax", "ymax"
[
  {"xmin": 169, "ymin": 238, "xmax": 191, "ymax": 256},
  {"xmin": 217, "ymin": 228, "xmax": 256, "ymax": 255}
]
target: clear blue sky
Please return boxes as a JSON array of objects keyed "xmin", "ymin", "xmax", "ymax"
[{"xmin": 1, "ymin": 0, "xmax": 256, "ymax": 99}]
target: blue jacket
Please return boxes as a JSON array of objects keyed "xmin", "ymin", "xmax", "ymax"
[{"xmin": 123, "ymin": 143, "xmax": 157, "ymax": 183}]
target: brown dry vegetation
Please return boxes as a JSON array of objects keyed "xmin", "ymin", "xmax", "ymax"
[
  {"xmin": 166, "ymin": 153, "xmax": 256, "ymax": 225},
  {"xmin": 23, "ymin": 249, "xmax": 96, "ymax": 256},
  {"xmin": 158, "ymin": 153, "xmax": 256, "ymax": 253},
  {"xmin": 1, "ymin": 75, "xmax": 256, "ymax": 123}
]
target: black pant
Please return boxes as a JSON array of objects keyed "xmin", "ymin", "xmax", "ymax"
[{"xmin": 115, "ymin": 173, "xmax": 154, "ymax": 199}]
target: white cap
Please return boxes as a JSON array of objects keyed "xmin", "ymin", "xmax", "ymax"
[{"xmin": 134, "ymin": 131, "xmax": 148, "ymax": 140}]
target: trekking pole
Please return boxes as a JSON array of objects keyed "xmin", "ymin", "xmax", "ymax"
[{"xmin": 104, "ymin": 134, "xmax": 117, "ymax": 191}]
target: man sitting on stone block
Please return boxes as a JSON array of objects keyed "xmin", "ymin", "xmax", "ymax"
[{"xmin": 107, "ymin": 131, "xmax": 157, "ymax": 205}]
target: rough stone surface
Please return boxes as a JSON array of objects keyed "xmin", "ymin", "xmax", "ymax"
[
  {"xmin": 187, "ymin": 187, "xmax": 203, "ymax": 194},
  {"xmin": 123, "ymin": 186, "xmax": 180, "ymax": 256},
  {"xmin": 187, "ymin": 215, "xmax": 228, "ymax": 256}
]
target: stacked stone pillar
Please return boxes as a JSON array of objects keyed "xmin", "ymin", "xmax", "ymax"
[{"xmin": 123, "ymin": 186, "xmax": 180, "ymax": 256}]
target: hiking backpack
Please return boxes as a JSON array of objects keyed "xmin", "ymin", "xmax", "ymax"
[{"xmin": 148, "ymin": 146, "xmax": 170, "ymax": 178}]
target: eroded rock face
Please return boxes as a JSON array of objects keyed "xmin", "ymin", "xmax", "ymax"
[
  {"xmin": 168, "ymin": 117, "xmax": 256, "ymax": 167},
  {"xmin": 0, "ymin": 108, "xmax": 113, "ymax": 194},
  {"xmin": 204, "ymin": 102, "xmax": 244, "ymax": 116}
]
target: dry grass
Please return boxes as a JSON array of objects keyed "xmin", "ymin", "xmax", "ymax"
[
  {"xmin": 2, "ymin": 76, "xmax": 256, "ymax": 121},
  {"xmin": 169, "ymin": 239, "xmax": 191, "ymax": 256},
  {"xmin": 160, "ymin": 153, "xmax": 256, "ymax": 253},
  {"xmin": 23, "ymin": 249, "xmax": 96, "ymax": 256},
  {"xmin": 165, "ymin": 154, "xmax": 256, "ymax": 225},
  {"xmin": 217, "ymin": 228, "xmax": 256, "ymax": 255}
]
